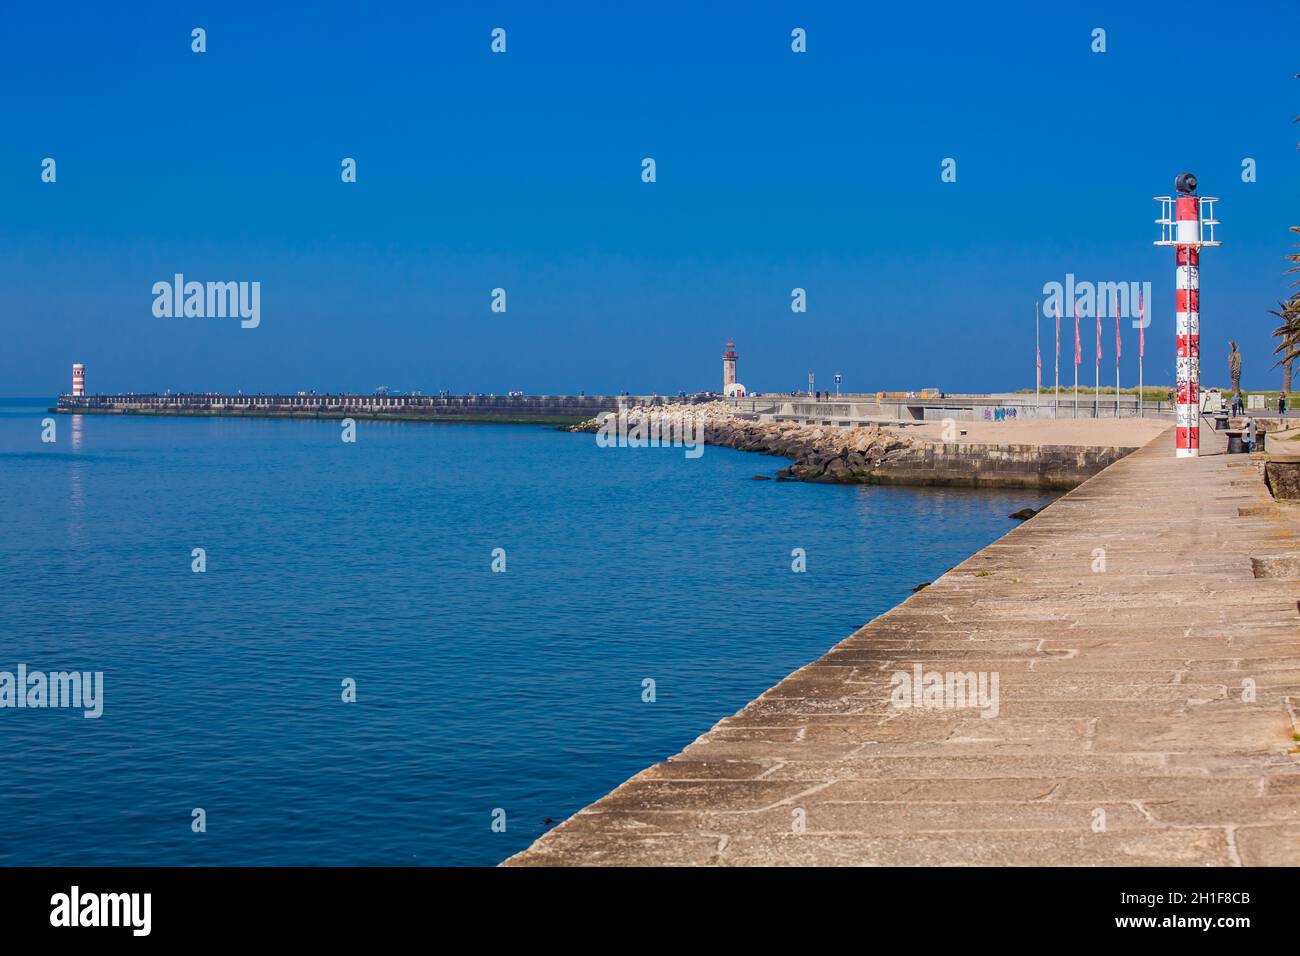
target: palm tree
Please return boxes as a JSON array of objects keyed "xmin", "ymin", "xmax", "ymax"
[
  {"xmin": 1279, "ymin": 223, "xmax": 1300, "ymax": 396},
  {"xmin": 1229, "ymin": 341, "xmax": 1242, "ymax": 402},
  {"xmin": 1280, "ymin": 78, "xmax": 1300, "ymax": 397},
  {"xmin": 1272, "ymin": 298, "xmax": 1300, "ymax": 385}
]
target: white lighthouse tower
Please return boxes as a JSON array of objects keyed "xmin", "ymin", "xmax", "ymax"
[{"xmin": 722, "ymin": 340, "xmax": 746, "ymax": 397}]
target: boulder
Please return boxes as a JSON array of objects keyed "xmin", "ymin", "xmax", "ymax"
[
  {"xmin": 573, "ymin": 400, "xmax": 928, "ymax": 486},
  {"xmin": 1265, "ymin": 461, "xmax": 1300, "ymax": 500},
  {"xmin": 1250, "ymin": 551, "xmax": 1300, "ymax": 579}
]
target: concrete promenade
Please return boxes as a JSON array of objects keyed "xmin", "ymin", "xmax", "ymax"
[
  {"xmin": 506, "ymin": 428, "xmax": 1300, "ymax": 865},
  {"xmin": 729, "ymin": 393, "xmax": 1176, "ymax": 426}
]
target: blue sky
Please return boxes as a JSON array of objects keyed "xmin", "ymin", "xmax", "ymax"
[{"xmin": 2, "ymin": 1, "xmax": 1297, "ymax": 395}]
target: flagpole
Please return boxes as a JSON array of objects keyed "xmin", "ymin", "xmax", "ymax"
[
  {"xmin": 1054, "ymin": 304, "xmax": 1060, "ymax": 418},
  {"xmin": 1035, "ymin": 301, "xmax": 1040, "ymax": 412},
  {"xmin": 1115, "ymin": 299, "xmax": 1121, "ymax": 417},
  {"xmin": 1138, "ymin": 291, "xmax": 1145, "ymax": 418},
  {"xmin": 1073, "ymin": 303, "xmax": 1080, "ymax": 418},
  {"xmin": 1095, "ymin": 309, "xmax": 1100, "ymax": 418}
]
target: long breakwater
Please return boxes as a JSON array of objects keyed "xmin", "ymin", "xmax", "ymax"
[{"xmin": 56, "ymin": 393, "xmax": 1143, "ymax": 490}]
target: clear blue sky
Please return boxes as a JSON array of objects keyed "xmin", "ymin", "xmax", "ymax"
[{"xmin": 2, "ymin": 1, "xmax": 1297, "ymax": 396}]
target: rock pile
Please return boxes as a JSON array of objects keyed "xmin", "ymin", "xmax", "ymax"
[{"xmin": 570, "ymin": 401, "xmax": 923, "ymax": 483}]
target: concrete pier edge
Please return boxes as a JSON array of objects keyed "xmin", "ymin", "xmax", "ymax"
[{"xmin": 504, "ymin": 426, "xmax": 1300, "ymax": 867}]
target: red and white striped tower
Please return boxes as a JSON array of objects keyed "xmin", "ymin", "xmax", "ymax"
[
  {"xmin": 1155, "ymin": 174, "xmax": 1219, "ymax": 458},
  {"xmin": 72, "ymin": 363, "xmax": 85, "ymax": 397}
]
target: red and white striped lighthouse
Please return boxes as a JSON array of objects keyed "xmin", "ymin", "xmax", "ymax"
[
  {"xmin": 1155, "ymin": 174, "xmax": 1219, "ymax": 458},
  {"xmin": 72, "ymin": 363, "xmax": 85, "ymax": 397}
]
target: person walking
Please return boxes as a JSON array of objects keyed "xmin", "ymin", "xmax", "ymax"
[
  {"xmin": 1243, "ymin": 415, "xmax": 1256, "ymax": 453},
  {"xmin": 1279, "ymin": 391, "xmax": 1288, "ymax": 418}
]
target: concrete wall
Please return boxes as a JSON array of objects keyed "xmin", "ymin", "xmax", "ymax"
[
  {"xmin": 732, "ymin": 395, "xmax": 1175, "ymax": 426},
  {"xmin": 873, "ymin": 441, "xmax": 1139, "ymax": 490}
]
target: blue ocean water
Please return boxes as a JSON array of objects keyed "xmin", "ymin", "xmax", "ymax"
[{"xmin": 0, "ymin": 399, "xmax": 1054, "ymax": 865}]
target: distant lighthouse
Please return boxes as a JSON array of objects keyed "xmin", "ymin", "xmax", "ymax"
[
  {"xmin": 72, "ymin": 363, "xmax": 85, "ymax": 397},
  {"xmin": 721, "ymin": 340, "xmax": 746, "ymax": 397}
]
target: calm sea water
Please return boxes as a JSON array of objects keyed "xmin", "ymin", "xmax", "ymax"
[{"xmin": 0, "ymin": 398, "xmax": 1054, "ymax": 865}]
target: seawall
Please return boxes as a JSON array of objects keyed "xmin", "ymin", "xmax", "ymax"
[
  {"xmin": 59, "ymin": 392, "xmax": 1152, "ymax": 490},
  {"xmin": 575, "ymin": 406, "xmax": 1138, "ymax": 490},
  {"xmin": 505, "ymin": 427, "xmax": 1300, "ymax": 866},
  {"xmin": 53, "ymin": 393, "xmax": 676, "ymax": 425},
  {"xmin": 733, "ymin": 393, "xmax": 1176, "ymax": 424},
  {"xmin": 861, "ymin": 440, "xmax": 1137, "ymax": 490}
]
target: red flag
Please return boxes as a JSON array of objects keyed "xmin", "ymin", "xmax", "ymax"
[
  {"xmin": 1074, "ymin": 302, "xmax": 1081, "ymax": 366},
  {"xmin": 1139, "ymin": 290, "xmax": 1145, "ymax": 358},
  {"xmin": 1036, "ymin": 344, "xmax": 1042, "ymax": 388},
  {"xmin": 1115, "ymin": 297, "xmax": 1121, "ymax": 368}
]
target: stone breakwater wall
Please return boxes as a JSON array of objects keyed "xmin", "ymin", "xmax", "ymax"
[
  {"xmin": 574, "ymin": 403, "xmax": 1137, "ymax": 490},
  {"xmin": 54, "ymin": 393, "xmax": 664, "ymax": 424}
]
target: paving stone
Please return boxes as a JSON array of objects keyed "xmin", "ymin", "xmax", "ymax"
[{"xmin": 1232, "ymin": 825, "xmax": 1300, "ymax": 866}]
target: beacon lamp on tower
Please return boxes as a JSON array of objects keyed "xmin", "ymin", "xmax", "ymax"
[{"xmin": 1154, "ymin": 173, "xmax": 1219, "ymax": 458}]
